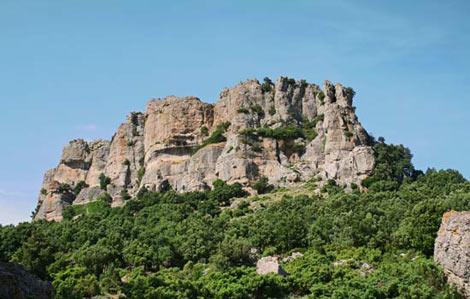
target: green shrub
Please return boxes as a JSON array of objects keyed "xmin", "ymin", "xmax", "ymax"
[
  {"xmin": 257, "ymin": 125, "xmax": 304, "ymax": 140},
  {"xmin": 123, "ymin": 159, "xmax": 130, "ymax": 166},
  {"xmin": 345, "ymin": 87, "xmax": 356, "ymax": 98},
  {"xmin": 40, "ymin": 188, "xmax": 47, "ymax": 195},
  {"xmin": 318, "ymin": 91, "xmax": 325, "ymax": 103},
  {"xmin": 159, "ymin": 180, "xmax": 172, "ymax": 193},
  {"xmin": 320, "ymin": 179, "xmax": 343, "ymax": 195},
  {"xmin": 292, "ymin": 143, "xmax": 306, "ymax": 154},
  {"xmin": 200, "ymin": 126, "xmax": 209, "ymax": 136},
  {"xmin": 137, "ymin": 167, "xmax": 145, "ymax": 183},
  {"xmin": 261, "ymin": 77, "xmax": 272, "ymax": 93},
  {"xmin": 287, "ymin": 78, "xmax": 296, "ymax": 85},
  {"xmin": 193, "ymin": 122, "xmax": 231, "ymax": 154},
  {"xmin": 99, "ymin": 173, "xmax": 111, "ymax": 190},
  {"xmin": 305, "ymin": 178, "xmax": 318, "ymax": 191},
  {"xmin": 238, "ymin": 128, "xmax": 256, "ymax": 137},
  {"xmin": 344, "ymin": 131, "xmax": 353, "ymax": 138},
  {"xmin": 253, "ymin": 177, "xmax": 275, "ymax": 194},
  {"xmin": 73, "ymin": 181, "xmax": 89, "ymax": 196},
  {"xmin": 304, "ymin": 128, "xmax": 318, "ymax": 141},
  {"xmin": 127, "ymin": 140, "xmax": 134, "ymax": 146},
  {"xmin": 350, "ymin": 182, "xmax": 358, "ymax": 190},
  {"xmin": 313, "ymin": 114, "xmax": 324, "ymax": 124},
  {"xmin": 269, "ymin": 105, "xmax": 276, "ymax": 116},
  {"xmin": 121, "ymin": 190, "xmax": 131, "ymax": 200},
  {"xmin": 58, "ymin": 183, "xmax": 71, "ymax": 193},
  {"xmin": 251, "ymin": 143, "xmax": 263, "ymax": 152},
  {"xmin": 249, "ymin": 104, "xmax": 265, "ymax": 118},
  {"xmin": 97, "ymin": 192, "xmax": 112, "ymax": 203},
  {"xmin": 237, "ymin": 108, "xmax": 249, "ymax": 114}
]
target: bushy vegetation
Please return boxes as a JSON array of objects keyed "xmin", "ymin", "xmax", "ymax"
[
  {"xmin": 250, "ymin": 104, "xmax": 265, "ymax": 118},
  {"xmin": 193, "ymin": 122, "xmax": 231, "ymax": 154},
  {"xmin": 200, "ymin": 126, "xmax": 209, "ymax": 136},
  {"xmin": 237, "ymin": 107, "xmax": 249, "ymax": 114},
  {"xmin": 261, "ymin": 77, "xmax": 272, "ymax": 93},
  {"xmin": 98, "ymin": 173, "xmax": 111, "ymax": 190},
  {"xmin": 0, "ymin": 140, "xmax": 468, "ymax": 298},
  {"xmin": 269, "ymin": 105, "xmax": 276, "ymax": 116},
  {"xmin": 260, "ymin": 125, "xmax": 305, "ymax": 140},
  {"xmin": 253, "ymin": 176, "xmax": 275, "ymax": 194},
  {"xmin": 73, "ymin": 181, "xmax": 89, "ymax": 196}
]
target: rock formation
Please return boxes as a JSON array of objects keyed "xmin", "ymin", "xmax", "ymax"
[
  {"xmin": 0, "ymin": 262, "xmax": 52, "ymax": 299},
  {"xmin": 256, "ymin": 256, "xmax": 288, "ymax": 276},
  {"xmin": 435, "ymin": 210, "xmax": 470, "ymax": 297},
  {"xmin": 34, "ymin": 77, "xmax": 375, "ymax": 221}
]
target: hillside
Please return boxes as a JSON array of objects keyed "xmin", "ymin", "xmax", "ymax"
[{"xmin": 1, "ymin": 78, "xmax": 470, "ymax": 298}]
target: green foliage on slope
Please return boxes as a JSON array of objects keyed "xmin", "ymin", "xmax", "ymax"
[{"xmin": 0, "ymin": 140, "xmax": 468, "ymax": 298}]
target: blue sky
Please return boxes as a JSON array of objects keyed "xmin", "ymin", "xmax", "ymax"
[{"xmin": 1, "ymin": 0, "xmax": 469, "ymax": 224}]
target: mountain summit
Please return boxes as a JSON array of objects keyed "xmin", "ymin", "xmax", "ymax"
[{"xmin": 34, "ymin": 77, "xmax": 375, "ymax": 221}]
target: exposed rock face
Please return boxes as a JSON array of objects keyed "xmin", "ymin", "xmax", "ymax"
[
  {"xmin": 35, "ymin": 180, "xmax": 75, "ymax": 222},
  {"xmin": 435, "ymin": 210, "xmax": 470, "ymax": 297},
  {"xmin": 0, "ymin": 262, "xmax": 52, "ymax": 299},
  {"xmin": 256, "ymin": 256, "xmax": 288, "ymax": 276},
  {"xmin": 35, "ymin": 77, "xmax": 375, "ymax": 221}
]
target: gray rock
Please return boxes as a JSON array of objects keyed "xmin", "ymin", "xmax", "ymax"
[
  {"xmin": 282, "ymin": 251, "xmax": 304, "ymax": 262},
  {"xmin": 256, "ymin": 256, "xmax": 288, "ymax": 276},
  {"xmin": 358, "ymin": 262, "xmax": 375, "ymax": 277},
  {"xmin": 74, "ymin": 186, "xmax": 106, "ymax": 205},
  {"xmin": 435, "ymin": 210, "xmax": 470, "ymax": 297},
  {"xmin": 34, "ymin": 180, "xmax": 74, "ymax": 222},
  {"xmin": 333, "ymin": 259, "xmax": 351, "ymax": 267},
  {"xmin": 0, "ymin": 262, "xmax": 52, "ymax": 299}
]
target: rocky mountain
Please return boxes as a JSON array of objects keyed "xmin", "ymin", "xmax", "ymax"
[
  {"xmin": 435, "ymin": 210, "xmax": 470, "ymax": 297},
  {"xmin": 34, "ymin": 77, "xmax": 375, "ymax": 221}
]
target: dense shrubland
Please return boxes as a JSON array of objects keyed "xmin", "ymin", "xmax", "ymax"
[{"xmin": 1, "ymin": 138, "xmax": 468, "ymax": 298}]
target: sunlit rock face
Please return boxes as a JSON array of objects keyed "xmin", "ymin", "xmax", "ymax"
[
  {"xmin": 435, "ymin": 210, "xmax": 470, "ymax": 297},
  {"xmin": 34, "ymin": 77, "xmax": 375, "ymax": 221}
]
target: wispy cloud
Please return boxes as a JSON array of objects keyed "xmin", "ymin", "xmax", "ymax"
[{"xmin": 76, "ymin": 124, "xmax": 97, "ymax": 131}]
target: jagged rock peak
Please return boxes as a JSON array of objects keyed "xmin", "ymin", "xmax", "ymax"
[{"xmin": 34, "ymin": 77, "xmax": 375, "ymax": 221}]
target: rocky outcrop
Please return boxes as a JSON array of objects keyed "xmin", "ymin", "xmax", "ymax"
[
  {"xmin": 256, "ymin": 256, "xmax": 288, "ymax": 276},
  {"xmin": 35, "ymin": 77, "xmax": 375, "ymax": 221},
  {"xmin": 435, "ymin": 210, "xmax": 470, "ymax": 297},
  {"xmin": 0, "ymin": 262, "xmax": 52, "ymax": 299}
]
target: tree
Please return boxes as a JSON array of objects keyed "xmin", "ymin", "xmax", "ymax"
[{"xmin": 253, "ymin": 177, "xmax": 274, "ymax": 194}]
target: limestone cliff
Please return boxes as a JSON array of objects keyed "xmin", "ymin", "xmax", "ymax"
[
  {"xmin": 435, "ymin": 210, "xmax": 470, "ymax": 297},
  {"xmin": 34, "ymin": 77, "xmax": 375, "ymax": 221}
]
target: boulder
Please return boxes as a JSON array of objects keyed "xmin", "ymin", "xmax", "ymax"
[
  {"xmin": 256, "ymin": 256, "xmax": 288, "ymax": 276},
  {"xmin": 282, "ymin": 251, "xmax": 304, "ymax": 262}
]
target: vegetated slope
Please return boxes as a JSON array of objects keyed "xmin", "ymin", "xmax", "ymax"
[{"xmin": 1, "ymin": 138, "xmax": 469, "ymax": 298}]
